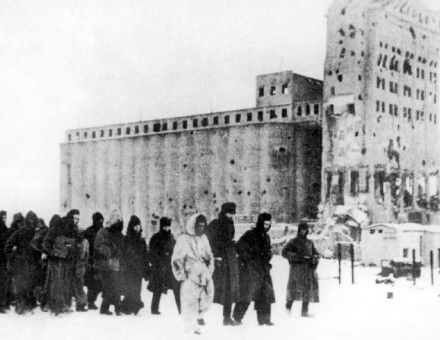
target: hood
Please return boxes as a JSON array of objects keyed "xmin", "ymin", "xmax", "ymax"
[
  {"xmin": 25, "ymin": 211, "xmax": 39, "ymax": 229},
  {"xmin": 185, "ymin": 213, "xmax": 203, "ymax": 236}
]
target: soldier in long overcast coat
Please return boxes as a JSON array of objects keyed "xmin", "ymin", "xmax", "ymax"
[
  {"xmin": 120, "ymin": 215, "xmax": 149, "ymax": 315},
  {"xmin": 282, "ymin": 222, "xmax": 319, "ymax": 317},
  {"xmin": 233, "ymin": 213, "xmax": 275, "ymax": 326},
  {"xmin": 94, "ymin": 210, "xmax": 124, "ymax": 315},
  {"xmin": 5, "ymin": 211, "xmax": 41, "ymax": 314},
  {"xmin": 148, "ymin": 216, "xmax": 180, "ymax": 314},
  {"xmin": 206, "ymin": 202, "xmax": 240, "ymax": 325},
  {"xmin": 43, "ymin": 210, "xmax": 80, "ymax": 315}
]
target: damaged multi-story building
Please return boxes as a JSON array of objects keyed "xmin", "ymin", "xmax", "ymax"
[
  {"xmin": 60, "ymin": 0, "xmax": 440, "ymax": 236},
  {"xmin": 322, "ymin": 0, "xmax": 440, "ymax": 224}
]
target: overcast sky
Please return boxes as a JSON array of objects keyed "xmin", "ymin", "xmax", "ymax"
[{"xmin": 0, "ymin": 0, "xmax": 439, "ymax": 224}]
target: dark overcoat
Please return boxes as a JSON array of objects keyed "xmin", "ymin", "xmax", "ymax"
[
  {"xmin": 83, "ymin": 224, "xmax": 101, "ymax": 288},
  {"xmin": 4, "ymin": 226, "xmax": 40, "ymax": 296},
  {"xmin": 42, "ymin": 217, "xmax": 78, "ymax": 313},
  {"xmin": 282, "ymin": 236, "xmax": 319, "ymax": 303},
  {"xmin": 147, "ymin": 230, "xmax": 177, "ymax": 294},
  {"xmin": 206, "ymin": 214, "xmax": 239, "ymax": 305},
  {"xmin": 235, "ymin": 228, "xmax": 275, "ymax": 306}
]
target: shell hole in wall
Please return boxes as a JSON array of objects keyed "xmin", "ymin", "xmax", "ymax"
[
  {"xmin": 337, "ymin": 75, "xmax": 343, "ymax": 82},
  {"xmin": 279, "ymin": 147, "xmax": 286, "ymax": 153},
  {"xmin": 169, "ymin": 198, "xmax": 173, "ymax": 202},
  {"xmin": 85, "ymin": 193, "xmax": 90, "ymax": 199},
  {"xmin": 262, "ymin": 190, "xmax": 267, "ymax": 195},
  {"xmin": 204, "ymin": 190, "xmax": 209, "ymax": 195},
  {"xmin": 233, "ymin": 179, "xmax": 237, "ymax": 183},
  {"xmin": 213, "ymin": 193, "xmax": 216, "ymax": 198},
  {"xmin": 267, "ymin": 178, "xmax": 271, "ymax": 183},
  {"xmin": 230, "ymin": 159, "xmax": 235, "ymax": 165},
  {"xmin": 247, "ymin": 192, "xmax": 251, "ymax": 196},
  {"xmin": 183, "ymin": 205, "xmax": 187, "ymax": 209},
  {"xmin": 183, "ymin": 164, "xmax": 187, "ymax": 168},
  {"xmin": 355, "ymin": 131, "xmax": 359, "ymax": 137},
  {"xmin": 238, "ymin": 191, "xmax": 242, "ymax": 195},
  {"xmin": 422, "ymin": 160, "xmax": 426, "ymax": 166}
]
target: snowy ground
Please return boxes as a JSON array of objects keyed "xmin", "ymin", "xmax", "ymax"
[{"xmin": 1, "ymin": 256, "xmax": 440, "ymax": 340}]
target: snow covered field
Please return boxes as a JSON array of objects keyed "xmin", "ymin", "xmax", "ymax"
[{"xmin": 1, "ymin": 256, "xmax": 440, "ymax": 340}]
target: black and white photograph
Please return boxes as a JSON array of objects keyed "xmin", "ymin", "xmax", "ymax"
[{"xmin": 1, "ymin": 0, "xmax": 440, "ymax": 339}]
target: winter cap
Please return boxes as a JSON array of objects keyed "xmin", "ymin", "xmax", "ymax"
[
  {"xmin": 128, "ymin": 215, "xmax": 141, "ymax": 227},
  {"xmin": 160, "ymin": 217, "xmax": 172, "ymax": 228},
  {"xmin": 108, "ymin": 209, "xmax": 122, "ymax": 226},
  {"xmin": 256, "ymin": 212, "xmax": 272, "ymax": 231},
  {"xmin": 92, "ymin": 212, "xmax": 104, "ymax": 223},
  {"xmin": 221, "ymin": 202, "xmax": 237, "ymax": 215}
]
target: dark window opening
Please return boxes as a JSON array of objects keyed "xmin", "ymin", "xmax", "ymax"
[
  {"xmin": 109, "ymin": 129, "xmax": 113, "ymax": 137},
  {"xmin": 382, "ymin": 55, "xmax": 388, "ymax": 68},
  {"xmin": 331, "ymin": 87, "xmax": 335, "ymax": 96},
  {"xmin": 224, "ymin": 115, "xmax": 230, "ymax": 124},
  {"xmin": 350, "ymin": 170, "xmax": 359, "ymax": 196},
  {"xmin": 403, "ymin": 59, "xmax": 412, "ymax": 75},
  {"xmin": 235, "ymin": 114, "xmax": 241, "ymax": 123},
  {"xmin": 144, "ymin": 125, "xmax": 148, "ymax": 133},
  {"xmin": 326, "ymin": 172, "xmax": 332, "ymax": 199},
  {"xmin": 153, "ymin": 123, "xmax": 160, "ymax": 132},
  {"xmin": 247, "ymin": 112, "xmax": 253, "ymax": 121},
  {"xmin": 134, "ymin": 126, "xmax": 139, "ymax": 134},
  {"xmin": 100, "ymin": 130, "xmax": 104, "ymax": 137},
  {"xmin": 377, "ymin": 54, "xmax": 383, "ymax": 66},
  {"xmin": 173, "ymin": 122, "xmax": 178, "ymax": 130},
  {"xmin": 374, "ymin": 171, "xmax": 386, "ymax": 201},
  {"xmin": 282, "ymin": 84, "xmax": 289, "ymax": 94},
  {"xmin": 117, "ymin": 128, "xmax": 121, "ymax": 136},
  {"xmin": 337, "ymin": 74, "xmax": 343, "ymax": 82},
  {"xmin": 84, "ymin": 132, "xmax": 88, "ymax": 138},
  {"xmin": 213, "ymin": 116, "xmax": 219, "ymax": 125},
  {"xmin": 282, "ymin": 108, "xmax": 288, "ymax": 117},
  {"xmin": 182, "ymin": 120, "xmax": 188, "ymax": 129},
  {"xmin": 202, "ymin": 118, "xmax": 208, "ymax": 127},
  {"xmin": 162, "ymin": 123, "xmax": 167, "ymax": 131},
  {"xmin": 258, "ymin": 111, "xmax": 263, "ymax": 122},
  {"xmin": 68, "ymin": 134, "xmax": 71, "ymax": 141},
  {"xmin": 270, "ymin": 110, "xmax": 276, "ymax": 119},
  {"xmin": 126, "ymin": 127, "xmax": 131, "ymax": 135},
  {"xmin": 92, "ymin": 131, "xmax": 96, "ymax": 139},
  {"xmin": 297, "ymin": 106, "xmax": 303, "ymax": 116},
  {"xmin": 347, "ymin": 103, "xmax": 355, "ymax": 114},
  {"xmin": 259, "ymin": 87, "xmax": 264, "ymax": 97},
  {"xmin": 192, "ymin": 119, "xmax": 198, "ymax": 128},
  {"xmin": 270, "ymin": 86, "xmax": 276, "ymax": 95}
]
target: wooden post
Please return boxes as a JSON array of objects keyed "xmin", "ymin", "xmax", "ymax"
[
  {"xmin": 430, "ymin": 250, "xmax": 434, "ymax": 286},
  {"xmin": 412, "ymin": 249, "xmax": 416, "ymax": 285},
  {"xmin": 338, "ymin": 243, "xmax": 342, "ymax": 285},
  {"xmin": 350, "ymin": 243, "xmax": 355, "ymax": 284}
]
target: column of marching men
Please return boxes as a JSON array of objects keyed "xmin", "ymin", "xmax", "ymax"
[{"xmin": 0, "ymin": 204, "xmax": 320, "ymax": 335}]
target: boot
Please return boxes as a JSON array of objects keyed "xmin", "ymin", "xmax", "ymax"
[
  {"xmin": 88, "ymin": 302, "xmax": 98, "ymax": 310},
  {"xmin": 223, "ymin": 317, "xmax": 240, "ymax": 326},
  {"xmin": 76, "ymin": 305, "xmax": 87, "ymax": 312}
]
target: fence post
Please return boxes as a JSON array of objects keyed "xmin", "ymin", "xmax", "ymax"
[
  {"xmin": 350, "ymin": 243, "xmax": 355, "ymax": 284},
  {"xmin": 338, "ymin": 243, "xmax": 342, "ymax": 285},
  {"xmin": 430, "ymin": 250, "xmax": 434, "ymax": 286},
  {"xmin": 412, "ymin": 249, "xmax": 416, "ymax": 285}
]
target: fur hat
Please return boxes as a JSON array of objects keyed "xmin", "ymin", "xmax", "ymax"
[
  {"xmin": 221, "ymin": 202, "xmax": 237, "ymax": 215},
  {"xmin": 298, "ymin": 222, "xmax": 310, "ymax": 236},
  {"xmin": 160, "ymin": 217, "xmax": 172, "ymax": 228},
  {"xmin": 256, "ymin": 212, "xmax": 272, "ymax": 231}
]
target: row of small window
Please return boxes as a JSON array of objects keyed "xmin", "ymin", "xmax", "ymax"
[
  {"xmin": 67, "ymin": 108, "xmax": 295, "ymax": 141},
  {"xmin": 376, "ymin": 77, "xmax": 399, "ymax": 94},
  {"xmin": 258, "ymin": 84, "xmax": 289, "ymax": 97},
  {"xmin": 379, "ymin": 42, "xmax": 438, "ymax": 68},
  {"xmin": 375, "ymin": 100, "xmax": 438, "ymax": 123},
  {"xmin": 296, "ymin": 103, "xmax": 320, "ymax": 116}
]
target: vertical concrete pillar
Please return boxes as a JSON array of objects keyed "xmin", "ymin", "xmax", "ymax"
[{"xmin": 209, "ymin": 130, "xmax": 228, "ymax": 220}]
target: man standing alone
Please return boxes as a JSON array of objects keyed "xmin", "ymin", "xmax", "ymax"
[{"xmin": 206, "ymin": 202, "xmax": 240, "ymax": 325}]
